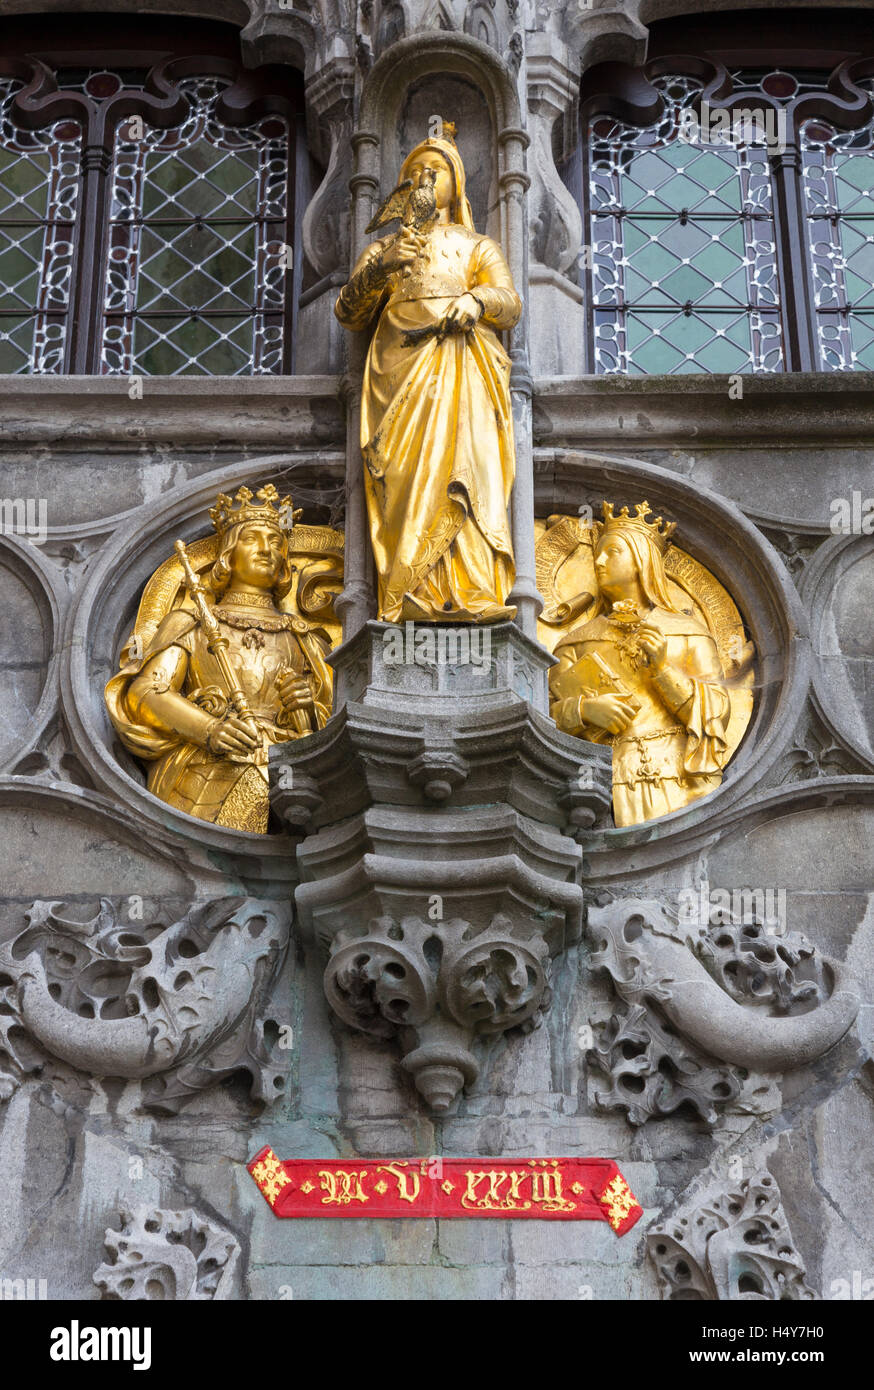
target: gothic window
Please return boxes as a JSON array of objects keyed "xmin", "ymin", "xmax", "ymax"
[
  {"xmin": 0, "ymin": 23, "xmax": 304, "ymax": 375},
  {"xmin": 580, "ymin": 17, "xmax": 874, "ymax": 374}
]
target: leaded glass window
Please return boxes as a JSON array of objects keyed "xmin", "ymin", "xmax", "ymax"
[
  {"xmin": 582, "ymin": 46, "xmax": 874, "ymax": 375},
  {"xmin": 102, "ymin": 77, "xmax": 290, "ymax": 376},
  {"xmin": 0, "ymin": 79, "xmax": 80, "ymax": 373},
  {"xmin": 0, "ymin": 31, "xmax": 302, "ymax": 375},
  {"xmin": 589, "ymin": 75, "xmax": 782, "ymax": 374}
]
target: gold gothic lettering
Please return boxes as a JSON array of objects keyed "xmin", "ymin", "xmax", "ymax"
[{"xmin": 318, "ymin": 1168, "xmax": 369, "ymax": 1205}]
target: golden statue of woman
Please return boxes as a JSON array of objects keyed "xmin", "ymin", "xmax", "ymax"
[
  {"xmin": 105, "ymin": 485, "xmax": 334, "ymax": 833},
  {"xmin": 335, "ymin": 121, "xmax": 522, "ymax": 622},
  {"xmin": 549, "ymin": 503, "xmax": 743, "ymax": 828}
]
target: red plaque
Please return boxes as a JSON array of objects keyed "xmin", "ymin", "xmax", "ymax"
[{"xmin": 248, "ymin": 1150, "xmax": 642, "ymax": 1235}]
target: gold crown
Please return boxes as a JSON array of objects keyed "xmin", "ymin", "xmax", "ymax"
[
  {"xmin": 596, "ymin": 499, "xmax": 677, "ymax": 553},
  {"xmin": 209, "ymin": 484, "xmax": 300, "ymax": 538}
]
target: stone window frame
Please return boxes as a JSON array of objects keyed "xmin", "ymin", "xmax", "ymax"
[{"xmin": 0, "ymin": 17, "xmax": 306, "ymax": 375}]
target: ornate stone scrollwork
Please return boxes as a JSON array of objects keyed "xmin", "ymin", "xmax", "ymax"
[
  {"xmin": 94, "ymin": 1207, "xmax": 240, "ymax": 1301},
  {"xmin": 647, "ymin": 1173, "xmax": 818, "ymax": 1301},
  {"xmin": 325, "ymin": 912, "xmax": 552, "ymax": 1110},
  {"xmin": 0, "ymin": 897, "xmax": 290, "ymax": 1112},
  {"xmin": 586, "ymin": 897, "xmax": 859, "ymax": 1098}
]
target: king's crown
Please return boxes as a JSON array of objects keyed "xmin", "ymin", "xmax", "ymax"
[
  {"xmin": 597, "ymin": 499, "xmax": 677, "ymax": 552},
  {"xmin": 209, "ymin": 484, "xmax": 299, "ymax": 538}
]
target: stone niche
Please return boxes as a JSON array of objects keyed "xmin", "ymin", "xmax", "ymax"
[{"xmin": 396, "ymin": 74, "xmax": 495, "ymax": 232}]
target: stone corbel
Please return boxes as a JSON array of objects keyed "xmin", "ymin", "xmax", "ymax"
[
  {"xmin": 325, "ymin": 911, "xmax": 554, "ymax": 1110},
  {"xmin": 271, "ymin": 621, "xmax": 606, "ymax": 1111}
]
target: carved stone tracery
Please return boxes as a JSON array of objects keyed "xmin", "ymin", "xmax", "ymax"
[{"xmin": 647, "ymin": 1173, "xmax": 818, "ymax": 1301}]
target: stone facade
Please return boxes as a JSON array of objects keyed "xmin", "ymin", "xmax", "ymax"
[{"xmin": 0, "ymin": 0, "xmax": 872, "ymax": 1303}]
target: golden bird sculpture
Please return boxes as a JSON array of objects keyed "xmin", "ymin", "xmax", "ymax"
[{"xmin": 365, "ymin": 165, "xmax": 438, "ymax": 235}]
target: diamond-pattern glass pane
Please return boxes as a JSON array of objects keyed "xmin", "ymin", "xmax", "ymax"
[
  {"xmin": 588, "ymin": 74, "xmax": 783, "ymax": 374},
  {"xmin": 802, "ymin": 90, "xmax": 874, "ymax": 370},
  {"xmin": 0, "ymin": 79, "xmax": 81, "ymax": 373},
  {"xmin": 101, "ymin": 77, "xmax": 289, "ymax": 376}
]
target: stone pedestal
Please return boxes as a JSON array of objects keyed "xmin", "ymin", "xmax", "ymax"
[{"xmin": 270, "ymin": 620, "xmax": 612, "ymax": 1110}]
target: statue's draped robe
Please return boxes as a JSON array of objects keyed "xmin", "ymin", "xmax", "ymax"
[
  {"xmin": 551, "ymin": 606, "xmax": 731, "ymax": 827},
  {"xmin": 336, "ymin": 222, "xmax": 521, "ymax": 621},
  {"xmin": 106, "ymin": 604, "xmax": 331, "ymax": 832}
]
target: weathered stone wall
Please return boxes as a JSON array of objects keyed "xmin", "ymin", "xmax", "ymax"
[{"xmin": 0, "ymin": 0, "xmax": 872, "ymax": 1302}]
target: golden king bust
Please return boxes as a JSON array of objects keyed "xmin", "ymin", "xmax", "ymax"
[
  {"xmin": 105, "ymin": 485, "xmax": 335, "ymax": 833},
  {"xmin": 544, "ymin": 502, "xmax": 754, "ymax": 828},
  {"xmin": 335, "ymin": 120, "xmax": 522, "ymax": 622}
]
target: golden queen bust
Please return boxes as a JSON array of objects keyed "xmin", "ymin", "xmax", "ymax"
[
  {"xmin": 335, "ymin": 121, "xmax": 522, "ymax": 622},
  {"xmin": 105, "ymin": 485, "xmax": 335, "ymax": 834},
  {"xmin": 545, "ymin": 502, "xmax": 754, "ymax": 828}
]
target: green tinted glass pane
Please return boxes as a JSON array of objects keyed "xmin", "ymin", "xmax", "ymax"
[
  {"xmin": 833, "ymin": 154, "xmax": 874, "ymax": 214},
  {"xmin": 849, "ymin": 312, "xmax": 874, "ymax": 367},
  {"xmin": 136, "ymin": 223, "xmax": 257, "ymax": 312},
  {"xmin": 626, "ymin": 309, "xmax": 753, "ymax": 373},
  {"xmin": 0, "ymin": 315, "xmax": 36, "ymax": 372},
  {"xmin": 132, "ymin": 314, "xmax": 254, "ymax": 375},
  {"xmin": 0, "ymin": 148, "xmax": 51, "ymax": 219},
  {"xmin": 839, "ymin": 220, "xmax": 874, "ymax": 308},
  {"xmin": 0, "ymin": 226, "xmax": 46, "ymax": 309},
  {"xmin": 142, "ymin": 142, "xmax": 259, "ymax": 218},
  {"xmin": 620, "ymin": 218, "xmax": 749, "ymax": 307}
]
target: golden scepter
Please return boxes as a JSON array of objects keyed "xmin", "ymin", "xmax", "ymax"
[{"xmin": 174, "ymin": 539, "xmax": 263, "ymax": 748}]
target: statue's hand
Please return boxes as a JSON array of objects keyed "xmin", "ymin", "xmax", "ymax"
[
  {"xmin": 380, "ymin": 228, "xmax": 421, "ymax": 274},
  {"xmin": 441, "ymin": 292, "xmax": 483, "ymax": 334},
  {"xmin": 278, "ymin": 674, "xmax": 315, "ymax": 714},
  {"xmin": 206, "ymin": 714, "xmax": 262, "ymax": 757},
  {"xmin": 636, "ymin": 623, "xmax": 668, "ymax": 671},
  {"xmin": 581, "ymin": 694, "xmax": 638, "ymax": 735}
]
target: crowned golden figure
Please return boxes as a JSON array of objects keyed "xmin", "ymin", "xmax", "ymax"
[
  {"xmin": 335, "ymin": 120, "xmax": 522, "ymax": 622},
  {"xmin": 105, "ymin": 485, "xmax": 335, "ymax": 833},
  {"xmin": 547, "ymin": 502, "xmax": 751, "ymax": 828}
]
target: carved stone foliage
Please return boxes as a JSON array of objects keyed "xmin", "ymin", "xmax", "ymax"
[
  {"xmin": 585, "ymin": 897, "xmax": 859, "ymax": 1125},
  {"xmin": 647, "ymin": 1173, "xmax": 818, "ymax": 1301},
  {"xmin": 325, "ymin": 912, "xmax": 553, "ymax": 1110},
  {"xmin": 587, "ymin": 999, "xmax": 741, "ymax": 1127},
  {"xmin": 0, "ymin": 897, "xmax": 290, "ymax": 1113},
  {"xmin": 94, "ymin": 1207, "xmax": 240, "ymax": 1301}
]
